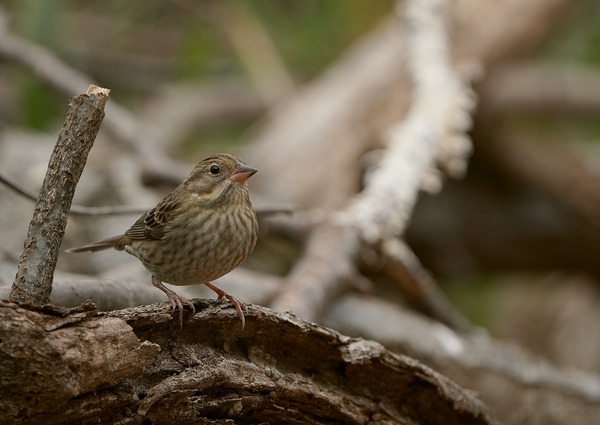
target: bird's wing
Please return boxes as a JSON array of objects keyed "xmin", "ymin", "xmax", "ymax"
[{"xmin": 126, "ymin": 194, "xmax": 180, "ymax": 241}]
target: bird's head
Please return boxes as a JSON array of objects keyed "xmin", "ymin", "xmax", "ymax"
[{"xmin": 184, "ymin": 153, "xmax": 257, "ymax": 203}]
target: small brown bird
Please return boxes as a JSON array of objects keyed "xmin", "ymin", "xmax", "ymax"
[{"xmin": 67, "ymin": 153, "xmax": 259, "ymax": 328}]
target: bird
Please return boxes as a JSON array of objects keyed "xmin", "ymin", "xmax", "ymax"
[{"xmin": 67, "ymin": 153, "xmax": 259, "ymax": 329}]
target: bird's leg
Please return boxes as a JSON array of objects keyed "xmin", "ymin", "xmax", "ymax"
[
  {"xmin": 152, "ymin": 276, "xmax": 196, "ymax": 328},
  {"xmin": 204, "ymin": 281, "xmax": 247, "ymax": 329}
]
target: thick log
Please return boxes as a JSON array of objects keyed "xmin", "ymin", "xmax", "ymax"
[{"xmin": 0, "ymin": 299, "xmax": 498, "ymax": 425}]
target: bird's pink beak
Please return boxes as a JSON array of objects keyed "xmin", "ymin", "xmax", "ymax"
[{"xmin": 230, "ymin": 163, "xmax": 257, "ymax": 184}]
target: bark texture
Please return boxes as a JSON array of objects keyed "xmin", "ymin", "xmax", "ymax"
[
  {"xmin": 10, "ymin": 86, "xmax": 109, "ymax": 304},
  {"xmin": 0, "ymin": 299, "xmax": 498, "ymax": 425}
]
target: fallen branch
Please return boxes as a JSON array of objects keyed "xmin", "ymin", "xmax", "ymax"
[
  {"xmin": 259, "ymin": 0, "xmax": 580, "ymax": 329},
  {"xmin": 0, "ymin": 258, "xmax": 282, "ymax": 312}
]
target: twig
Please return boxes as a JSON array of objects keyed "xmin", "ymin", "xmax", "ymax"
[
  {"xmin": 0, "ymin": 172, "xmax": 147, "ymax": 216},
  {"xmin": 1, "ymin": 171, "xmax": 292, "ymax": 217},
  {"xmin": 10, "ymin": 85, "xmax": 110, "ymax": 304}
]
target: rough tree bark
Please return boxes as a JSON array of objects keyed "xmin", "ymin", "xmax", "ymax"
[{"xmin": 0, "ymin": 299, "xmax": 499, "ymax": 425}]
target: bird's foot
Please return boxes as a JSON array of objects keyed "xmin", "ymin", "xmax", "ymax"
[
  {"xmin": 204, "ymin": 281, "xmax": 247, "ymax": 329},
  {"xmin": 166, "ymin": 291, "xmax": 196, "ymax": 329},
  {"xmin": 153, "ymin": 277, "xmax": 195, "ymax": 329}
]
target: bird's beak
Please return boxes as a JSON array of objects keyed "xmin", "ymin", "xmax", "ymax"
[{"xmin": 230, "ymin": 163, "xmax": 257, "ymax": 183}]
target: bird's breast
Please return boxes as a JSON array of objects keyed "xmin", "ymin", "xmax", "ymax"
[{"xmin": 128, "ymin": 203, "xmax": 258, "ymax": 286}]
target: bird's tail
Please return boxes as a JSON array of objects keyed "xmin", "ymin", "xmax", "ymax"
[{"xmin": 66, "ymin": 235, "xmax": 123, "ymax": 253}]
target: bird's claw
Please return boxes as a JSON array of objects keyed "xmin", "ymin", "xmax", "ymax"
[
  {"xmin": 153, "ymin": 277, "xmax": 196, "ymax": 329},
  {"xmin": 166, "ymin": 292, "xmax": 196, "ymax": 329},
  {"xmin": 204, "ymin": 281, "xmax": 247, "ymax": 329},
  {"xmin": 222, "ymin": 293, "xmax": 247, "ymax": 330}
]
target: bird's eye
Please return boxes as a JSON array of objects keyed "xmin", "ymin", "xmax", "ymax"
[{"xmin": 209, "ymin": 164, "xmax": 220, "ymax": 175}]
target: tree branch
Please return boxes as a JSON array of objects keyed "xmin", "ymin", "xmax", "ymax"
[
  {"xmin": 269, "ymin": 0, "xmax": 475, "ymax": 327},
  {"xmin": 347, "ymin": 0, "xmax": 474, "ymax": 242},
  {"xmin": 10, "ymin": 86, "xmax": 110, "ymax": 304}
]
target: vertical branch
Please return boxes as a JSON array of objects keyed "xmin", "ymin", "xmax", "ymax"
[{"xmin": 10, "ymin": 85, "xmax": 110, "ymax": 305}]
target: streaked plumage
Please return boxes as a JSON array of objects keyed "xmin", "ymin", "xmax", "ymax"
[{"xmin": 68, "ymin": 153, "xmax": 259, "ymax": 328}]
